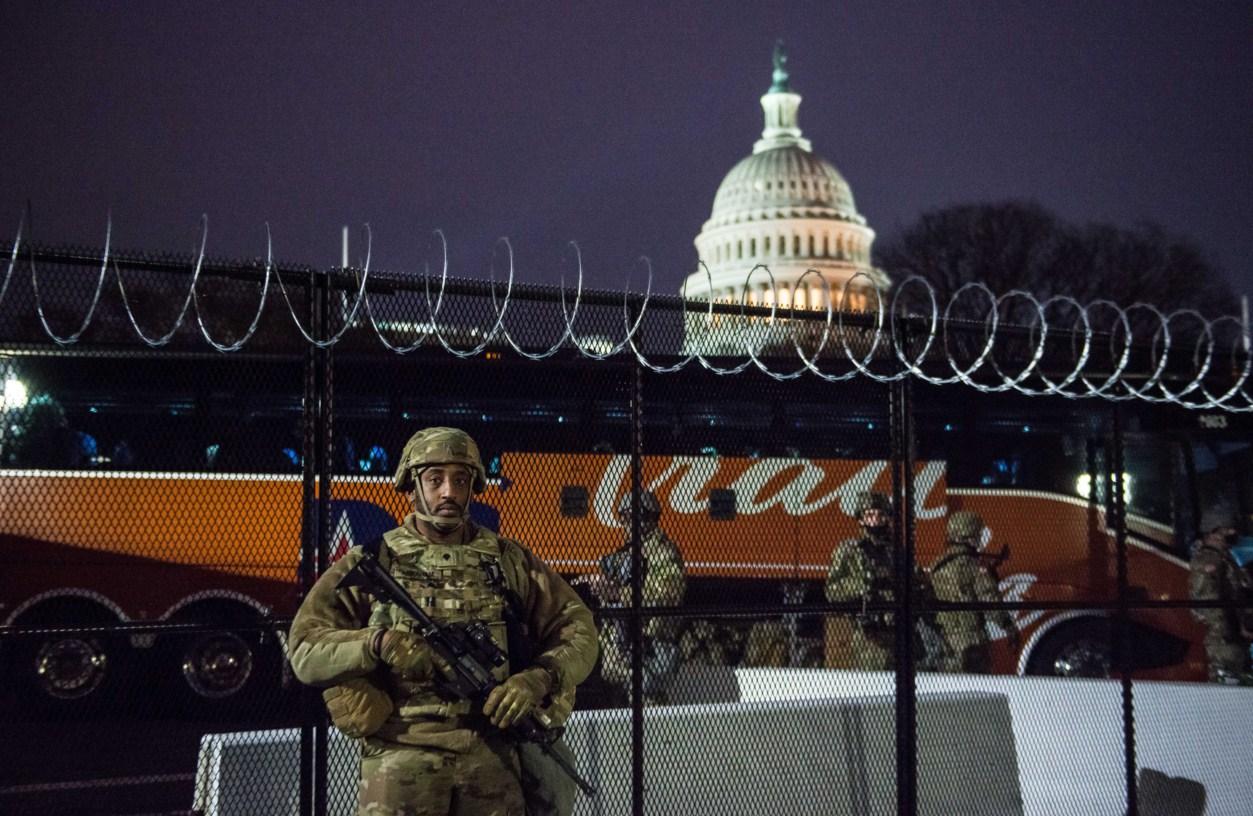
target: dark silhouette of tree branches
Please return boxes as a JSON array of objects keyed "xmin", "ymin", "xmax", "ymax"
[
  {"xmin": 875, "ymin": 201, "xmax": 1241, "ymax": 380},
  {"xmin": 876, "ymin": 201, "xmax": 1236, "ymax": 320}
]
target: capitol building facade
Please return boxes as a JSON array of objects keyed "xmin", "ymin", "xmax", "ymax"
[{"xmin": 681, "ymin": 46, "xmax": 888, "ymax": 349}]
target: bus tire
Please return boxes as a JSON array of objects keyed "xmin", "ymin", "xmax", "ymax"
[
  {"xmin": 1025, "ymin": 618, "xmax": 1112, "ymax": 678},
  {"xmin": 6, "ymin": 599, "xmax": 129, "ymax": 717},
  {"xmin": 164, "ymin": 602, "xmax": 279, "ymax": 716}
]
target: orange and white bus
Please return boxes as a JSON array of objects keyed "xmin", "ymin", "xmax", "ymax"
[{"xmin": 2, "ymin": 355, "xmax": 1249, "ymax": 713}]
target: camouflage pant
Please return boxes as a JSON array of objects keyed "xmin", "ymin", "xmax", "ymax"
[
  {"xmin": 518, "ymin": 739, "xmax": 577, "ymax": 816},
  {"xmin": 358, "ymin": 736, "xmax": 524, "ymax": 816},
  {"xmin": 850, "ymin": 625, "xmax": 894, "ymax": 670},
  {"xmin": 599, "ymin": 622, "xmax": 680, "ymax": 704},
  {"xmin": 936, "ymin": 641, "xmax": 993, "ymax": 674},
  {"xmin": 934, "ymin": 625, "xmax": 992, "ymax": 674}
]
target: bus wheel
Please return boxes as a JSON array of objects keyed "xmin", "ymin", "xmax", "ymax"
[
  {"xmin": 34, "ymin": 635, "xmax": 110, "ymax": 700},
  {"xmin": 181, "ymin": 630, "xmax": 256, "ymax": 699},
  {"xmin": 7, "ymin": 600, "xmax": 128, "ymax": 715},
  {"xmin": 1026, "ymin": 619, "xmax": 1112, "ymax": 678},
  {"xmin": 165, "ymin": 604, "xmax": 279, "ymax": 715}
]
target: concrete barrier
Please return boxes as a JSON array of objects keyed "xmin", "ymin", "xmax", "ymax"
[
  {"xmin": 194, "ymin": 688, "xmax": 1020, "ymax": 815},
  {"xmin": 735, "ymin": 669, "xmax": 1253, "ymax": 816},
  {"xmin": 193, "ymin": 727, "xmax": 359, "ymax": 816},
  {"xmin": 194, "ymin": 671, "xmax": 1253, "ymax": 815},
  {"xmin": 567, "ymin": 691, "xmax": 1020, "ymax": 816}
]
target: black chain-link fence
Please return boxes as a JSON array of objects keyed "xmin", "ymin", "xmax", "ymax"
[{"xmin": 1, "ymin": 244, "xmax": 1250, "ymax": 815}]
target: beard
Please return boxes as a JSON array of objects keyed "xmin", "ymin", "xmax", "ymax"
[{"xmin": 413, "ymin": 491, "xmax": 468, "ymax": 534}]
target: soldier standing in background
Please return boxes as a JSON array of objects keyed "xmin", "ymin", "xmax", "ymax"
[
  {"xmin": 288, "ymin": 427, "xmax": 597, "ymax": 816},
  {"xmin": 930, "ymin": 511, "xmax": 1018, "ymax": 674},
  {"xmin": 825, "ymin": 491, "xmax": 897, "ymax": 670},
  {"xmin": 579, "ymin": 490, "xmax": 687, "ymax": 705},
  {"xmin": 1189, "ymin": 505, "xmax": 1253, "ymax": 684}
]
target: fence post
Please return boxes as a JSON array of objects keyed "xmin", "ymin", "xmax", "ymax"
[
  {"xmin": 314, "ymin": 267, "xmax": 335, "ymax": 816},
  {"xmin": 299, "ymin": 267, "xmax": 333, "ymax": 816},
  {"xmin": 1111, "ymin": 404, "xmax": 1138, "ymax": 815},
  {"xmin": 628, "ymin": 299, "xmax": 646, "ymax": 816},
  {"xmin": 891, "ymin": 332, "xmax": 918, "ymax": 816}
]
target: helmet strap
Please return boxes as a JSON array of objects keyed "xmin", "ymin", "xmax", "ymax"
[{"xmin": 411, "ymin": 466, "xmax": 469, "ymax": 534}]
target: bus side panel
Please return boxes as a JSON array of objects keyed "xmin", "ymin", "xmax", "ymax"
[
  {"xmin": 491, "ymin": 453, "xmax": 947, "ymax": 578},
  {"xmin": 949, "ymin": 490, "xmax": 1204, "ymax": 679},
  {"xmin": 1, "ymin": 473, "xmax": 305, "ymax": 619}
]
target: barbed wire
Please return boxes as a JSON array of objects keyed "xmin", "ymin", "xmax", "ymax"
[{"xmin": 3, "ymin": 216, "xmax": 1250, "ymax": 412}]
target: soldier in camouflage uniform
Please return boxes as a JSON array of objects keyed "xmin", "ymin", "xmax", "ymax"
[
  {"xmin": 1188, "ymin": 505, "xmax": 1253, "ymax": 684},
  {"xmin": 289, "ymin": 427, "xmax": 597, "ymax": 816},
  {"xmin": 825, "ymin": 491, "xmax": 897, "ymax": 670},
  {"xmin": 581, "ymin": 490, "xmax": 687, "ymax": 705},
  {"xmin": 929, "ymin": 511, "xmax": 1018, "ymax": 674}
]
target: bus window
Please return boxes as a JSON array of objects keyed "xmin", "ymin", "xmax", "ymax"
[{"xmin": 1122, "ymin": 436, "xmax": 1177, "ymax": 529}]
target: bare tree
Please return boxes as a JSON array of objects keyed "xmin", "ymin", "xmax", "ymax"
[{"xmin": 876, "ymin": 201, "xmax": 1237, "ymax": 319}]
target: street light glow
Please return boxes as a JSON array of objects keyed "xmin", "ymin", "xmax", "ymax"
[
  {"xmin": 2, "ymin": 377, "xmax": 27, "ymax": 410},
  {"xmin": 1076, "ymin": 472, "xmax": 1132, "ymax": 505}
]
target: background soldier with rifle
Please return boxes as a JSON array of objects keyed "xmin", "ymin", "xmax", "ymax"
[
  {"xmin": 930, "ymin": 511, "xmax": 1019, "ymax": 674},
  {"xmin": 575, "ymin": 490, "xmax": 687, "ymax": 706},
  {"xmin": 1189, "ymin": 504, "xmax": 1253, "ymax": 685},
  {"xmin": 825, "ymin": 491, "xmax": 898, "ymax": 670},
  {"xmin": 289, "ymin": 427, "xmax": 598, "ymax": 816}
]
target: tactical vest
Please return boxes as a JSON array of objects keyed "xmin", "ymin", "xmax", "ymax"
[
  {"xmin": 368, "ymin": 526, "xmax": 511, "ymax": 718},
  {"xmin": 1194, "ymin": 544, "xmax": 1253, "ymax": 632},
  {"xmin": 929, "ymin": 544, "xmax": 987, "ymax": 635},
  {"xmin": 931, "ymin": 543, "xmax": 974, "ymax": 575},
  {"xmin": 859, "ymin": 536, "xmax": 896, "ymax": 601}
]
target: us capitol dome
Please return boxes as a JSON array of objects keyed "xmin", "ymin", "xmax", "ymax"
[{"xmin": 681, "ymin": 44, "xmax": 888, "ymax": 346}]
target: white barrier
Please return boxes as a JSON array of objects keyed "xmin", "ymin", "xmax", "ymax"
[
  {"xmin": 193, "ymin": 727, "xmax": 359, "ymax": 815},
  {"xmin": 194, "ymin": 670, "xmax": 1253, "ymax": 815},
  {"xmin": 735, "ymin": 669, "xmax": 1253, "ymax": 816},
  {"xmin": 566, "ymin": 691, "xmax": 1020, "ymax": 816},
  {"xmin": 194, "ymin": 686, "xmax": 1019, "ymax": 815}
]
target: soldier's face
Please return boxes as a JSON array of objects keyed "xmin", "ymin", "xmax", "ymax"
[
  {"xmin": 417, "ymin": 464, "xmax": 472, "ymax": 519},
  {"xmin": 861, "ymin": 508, "xmax": 888, "ymax": 530}
]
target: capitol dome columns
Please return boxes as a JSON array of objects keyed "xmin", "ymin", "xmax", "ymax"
[{"xmin": 681, "ymin": 42, "xmax": 889, "ymax": 337}]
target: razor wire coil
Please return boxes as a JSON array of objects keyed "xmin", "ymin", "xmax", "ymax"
[{"xmin": 4, "ymin": 216, "xmax": 1250, "ymax": 413}]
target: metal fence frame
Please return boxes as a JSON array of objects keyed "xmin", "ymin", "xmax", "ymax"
[{"xmin": 1, "ymin": 245, "xmax": 1248, "ymax": 816}]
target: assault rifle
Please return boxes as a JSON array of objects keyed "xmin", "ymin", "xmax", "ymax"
[
  {"xmin": 337, "ymin": 549, "xmax": 597, "ymax": 798},
  {"xmin": 979, "ymin": 545, "xmax": 1010, "ymax": 578}
]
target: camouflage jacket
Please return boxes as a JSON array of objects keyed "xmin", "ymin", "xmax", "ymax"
[
  {"xmin": 825, "ymin": 534, "xmax": 894, "ymax": 606},
  {"xmin": 1189, "ymin": 544, "xmax": 1253, "ymax": 640},
  {"xmin": 930, "ymin": 543, "xmax": 1014, "ymax": 648},
  {"xmin": 601, "ymin": 527, "xmax": 686, "ymax": 641},
  {"xmin": 289, "ymin": 515, "xmax": 597, "ymax": 749}
]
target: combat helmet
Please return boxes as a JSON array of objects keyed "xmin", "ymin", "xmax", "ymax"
[
  {"xmin": 392, "ymin": 427, "xmax": 487, "ymax": 495},
  {"xmin": 853, "ymin": 491, "xmax": 892, "ymax": 518},
  {"xmin": 947, "ymin": 510, "xmax": 985, "ymax": 545},
  {"xmin": 617, "ymin": 489, "xmax": 662, "ymax": 520},
  {"xmin": 1198, "ymin": 500, "xmax": 1238, "ymax": 537}
]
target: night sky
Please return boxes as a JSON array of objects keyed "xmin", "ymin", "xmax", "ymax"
[{"xmin": 2, "ymin": 2, "xmax": 1250, "ymax": 298}]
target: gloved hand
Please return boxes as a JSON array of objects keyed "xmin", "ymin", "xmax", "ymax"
[
  {"xmin": 483, "ymin": 667, "xmax": 552, "ymax": 729},
  {"xmin": 377, "ymin": 630, "xmax": 434, "ymax": 680}
]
